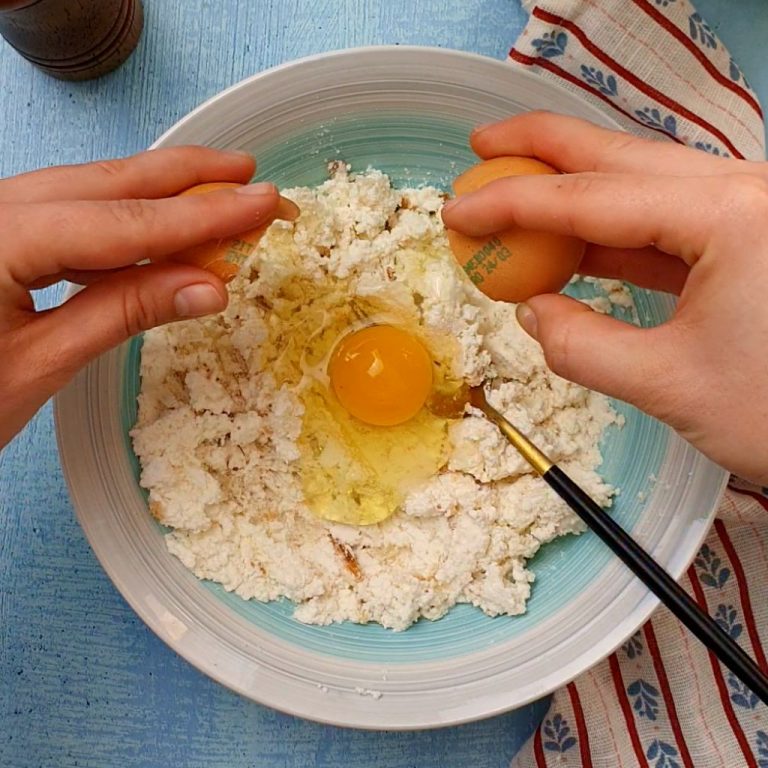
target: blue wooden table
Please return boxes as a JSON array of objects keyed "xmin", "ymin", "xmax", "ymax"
[{"xmin": 1, "ymin": 2, "xmax": 765, "ymax": 766}]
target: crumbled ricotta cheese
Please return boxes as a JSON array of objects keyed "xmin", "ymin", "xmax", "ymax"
[
  {"xmin": 582, "ymin": 277, "xmax": 639, "ymax": 321},
  {"xmin": 131, "ymin": 166, "xmax": 625, "ymax": 631}
]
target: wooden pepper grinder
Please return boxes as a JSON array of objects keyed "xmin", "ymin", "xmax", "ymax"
[{"xmin": 0, "ymin": 0, "xmax": 143, "ymax": 81}]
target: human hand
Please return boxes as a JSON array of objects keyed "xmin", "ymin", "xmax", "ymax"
[
  {"xmin": 442, "ymin": 112, "xmax": 768, "ymax": 484},
  {"xmin": 0, "ymin": 146, "xmax": 294, "ymax": 449}
]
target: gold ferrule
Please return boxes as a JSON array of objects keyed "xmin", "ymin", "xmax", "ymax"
[
  {"xmin": 471, "ymin": 391, "xmax": 553, "ymax": 475},
  {"xmin": 492, "ymin": 416, "xmax": 553, "ymax": 476}
]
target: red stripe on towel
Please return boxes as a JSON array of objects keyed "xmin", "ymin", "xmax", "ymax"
[{"xmin": 531, "ymin": 8, "xmax": 744, "ymax": 157}]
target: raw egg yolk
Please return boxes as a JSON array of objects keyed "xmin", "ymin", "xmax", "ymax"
[{"xmin": 328, "ymin": 325, "xmax": 433, "ymax": 426}]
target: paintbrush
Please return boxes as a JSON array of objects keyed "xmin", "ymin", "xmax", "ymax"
[{"xmin": 469, "ymin": 385, "xmax": 768, "ymax": 703}]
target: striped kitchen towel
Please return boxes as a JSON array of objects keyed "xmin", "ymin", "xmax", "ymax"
[
  {"xmin": 508, "ymin": 2, "xmax": 768, "ymax": 767},
  {"xmin": 510, "ymin": 0, "xmax": 764, "ymax": 159}
]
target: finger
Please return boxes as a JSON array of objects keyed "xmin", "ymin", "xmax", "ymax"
[
  {"xmin": 28, "ymin": 268, "xmax": 126, "ymax": 290},
  {"xmin": 6, "ymin": 183, "xmax": 297, "ymax": 283},
  {"xmin": 22, "ymin": 262, "xmax": 227, "ymax": 389},
  {"xmin": 578, "ymin": 244, "xmax": 689, "ymax": 294},
  {"xmin": 164, "ymin": 194, "xmax": 300, "ymax": 283},
  {"xmin": 517, "ymin": 294, "xmax": 683, "ymax": 417},
  {"xmin": 0, "ymin": 146, "xmax": 255, "ymax": 204},
  {"xmin": 442, "ymin": 172, "xmax": 731, "ymax": 265},
  {"xmin": 471, "ymin": 112, "xmax": 750, "ymax": 176}
]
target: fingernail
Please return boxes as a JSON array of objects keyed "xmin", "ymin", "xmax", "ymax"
[
  {"xmin": 276, "ymin": 196, "xmax": 301, "ymax": 221},
  {"xmin": 516, "ymin": 303, "xmax": 538, "ymax": 340},
  {"xmin": 235, "ymin": 181, "xmax": 277, "ymax": 196},
  {"xmin": 227, "ymin": 149, "xmax": 253, "ymax": 160},
  {"xmin": 471, "ymin": 122, "xmax": 494, "ymax": 137},
  {"xmin": 174, "ymin": 283, "xmax": 226, "ymax": 317},
  {"xmin": 441, "ymin": 196, "xmax": 463, "ymax": 214}
]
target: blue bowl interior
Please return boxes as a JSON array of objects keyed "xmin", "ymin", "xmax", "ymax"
[{"xmin": 121, "ymin": 114, "xmax": 667, "ymax": 663}]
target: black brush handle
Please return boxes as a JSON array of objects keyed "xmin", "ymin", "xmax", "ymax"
[{"xmin": 544, "ymin": 465, "xmax": 768, "ymax": 704}]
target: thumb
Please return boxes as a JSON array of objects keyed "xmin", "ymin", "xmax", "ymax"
[
  {"xmin": 27, "ymin": 262, "xmax": 227, "ymax": 388},
  {"xmin": 518, "ymin": 294, "xmax": 680, "ymax": 416}
]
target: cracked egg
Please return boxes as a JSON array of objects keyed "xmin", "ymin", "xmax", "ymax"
[{"xmin": 262, "ymin": 276, "xmax": 467, "ymax": 526}]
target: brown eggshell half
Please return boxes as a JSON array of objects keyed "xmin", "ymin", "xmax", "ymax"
[{"xmin": 447, "ymin": 156, "xmax": 585, "ymax": 303}]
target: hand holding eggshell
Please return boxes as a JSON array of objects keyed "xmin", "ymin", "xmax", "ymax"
[
  {"xmin": 445, "ymin": 156, "xmax": 585, "ymax": 303},
  {"xmin": 0, "ymin": 145, "xmax": 297, "ymax": 450},
  {"xmin": 167, "ymin": 181, "xmax": 300, "ymax": 282}
]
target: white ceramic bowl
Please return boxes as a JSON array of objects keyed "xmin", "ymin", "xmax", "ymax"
[{"xmin": 55, "ymin": 46, "xmax": 727, "ymax": 729}]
